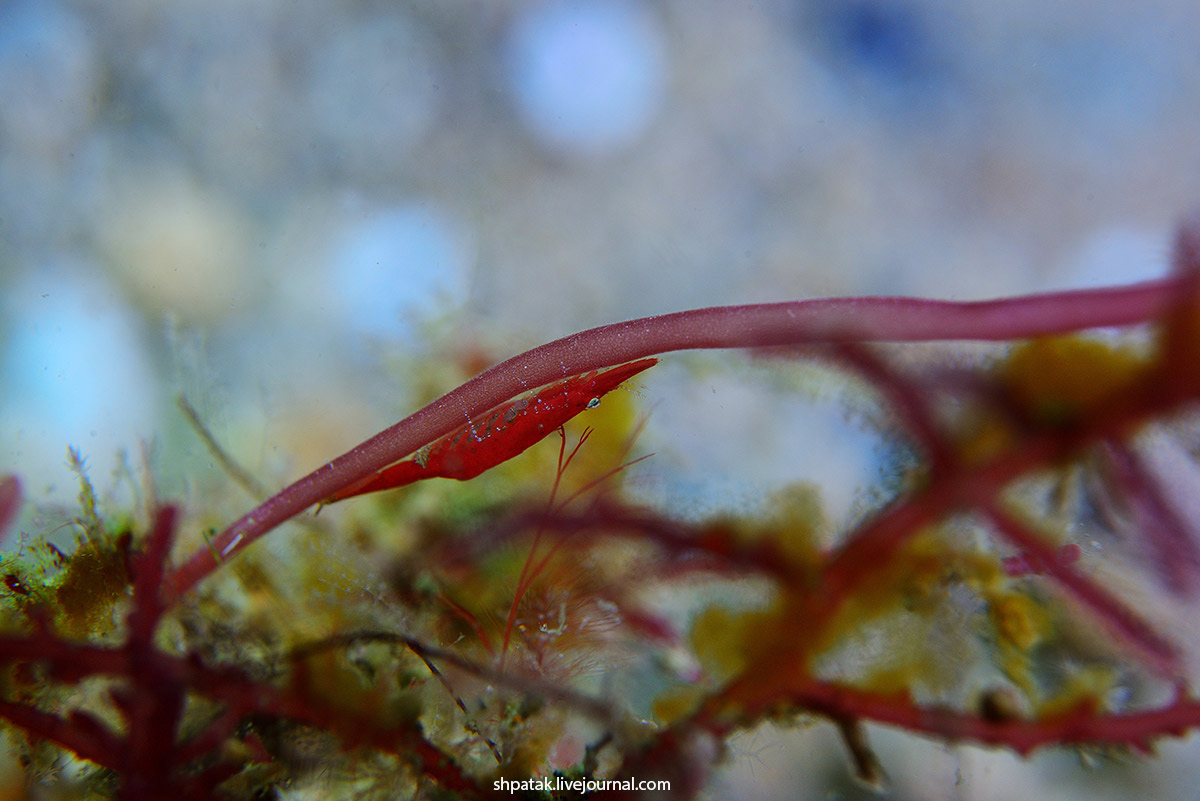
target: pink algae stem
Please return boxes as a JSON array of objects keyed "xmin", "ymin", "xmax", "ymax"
[
  {"xmin": 782, "ymin": 678, "xmax": 1200, "ymax": 756},
  {"xmin": 164, "ymin": 279, "xmax": 1180, "ymax": 602}
]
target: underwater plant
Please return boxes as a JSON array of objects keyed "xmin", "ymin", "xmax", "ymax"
[{"xmin": 4, "ymin": 219, "xmax": 1200, "ymax": 798}]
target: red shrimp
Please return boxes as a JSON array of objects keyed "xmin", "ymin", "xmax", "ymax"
[{"xmin": 322, "ymin": 358, "xmax": 657, "ymax": 504}]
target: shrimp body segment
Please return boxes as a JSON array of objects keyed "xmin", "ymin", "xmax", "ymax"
[{"xmin": 323, "ymin": 358, "xmax": 657, "ymax": 504}]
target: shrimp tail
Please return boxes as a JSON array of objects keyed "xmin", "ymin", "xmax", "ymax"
[{"xmin": 322, "ymin": 458, "xmax": 429, "ymax": 504}]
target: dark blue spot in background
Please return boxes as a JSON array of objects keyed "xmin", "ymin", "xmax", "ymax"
[
  {"xmin": 808, "ymin": 1, "xmax": 948, "ymax": 101},
  {"xmin": 837, "ymin": 4, "xmax": 923, "ymax": 78}
]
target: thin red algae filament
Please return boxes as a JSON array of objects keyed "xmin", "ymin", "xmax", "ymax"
[
  {"xmin": 10, "ymin": 219, "xmax": 1200, "ymax": 798},
  {"xmin": 165, "ymin": 278, "xmax": 1181, "ymax": 601}
]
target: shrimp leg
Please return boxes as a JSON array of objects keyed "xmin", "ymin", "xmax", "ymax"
[{"xmin": 322, "ymin": 358, "xmax": 656, "ymax": 505}]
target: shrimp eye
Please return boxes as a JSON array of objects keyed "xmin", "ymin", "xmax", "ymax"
[{"xmin": 586, "ymin": 397, "xmax": 600, "ymax": 409}]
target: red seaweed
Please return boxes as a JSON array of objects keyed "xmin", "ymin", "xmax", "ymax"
[{"xmin": 7, "ymin": 218, "xmax": 1200, "ymax": 797}]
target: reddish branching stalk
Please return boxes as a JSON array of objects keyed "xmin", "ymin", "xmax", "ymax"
[
  {"xmin": 754, "ymin": 679, "xmax": 1200, "ymax": 756},
  {"xmin": 982, "ymin": 503, "xmax": 1179, "ymax": 673},
  {"xmin": 12, "ymin": 221, "xmax": 1200, "ymax": 798},
  {"xmin": 631, "ymin": 223, "xmax": 1200, "ymax": 781},
  {"xmin": 167, "ymin": 278, "xmax": 1181, "ymax": 600},
  {"xmin": 0, "ymin": 507, "xmax": 493, "ymax": 800},
  {"xmin": 1100, "ymin": 440, "xmax": 1200, "ymax": 594}
]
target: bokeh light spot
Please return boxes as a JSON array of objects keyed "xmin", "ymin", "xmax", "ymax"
[
  {"xmin": 1, "ymin": 262, "xmax": 158, "ymax": 497},
  {"xmin": 507, "ymin": 1, "xmax": 665, "ymax": 155},
  {"xmin": 328, "ymin": 205, "xmax": 471, "ymax": 339}
]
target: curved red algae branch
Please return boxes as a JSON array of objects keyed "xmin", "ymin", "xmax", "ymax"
[
  {"xmin": 290, "ymin": 631, "xmax": 619, "ymax": 725},
  {"xmin": 983, "ymin": 503, "xmax": 1179, "ymax": 675},
  {"xmin": 1101, "ymin": 439, "xmax": 1200, "ymax": 595},
  {"xmin": 0, "ymin": 509, "xmax": 490, "ymax": 797},
  {"xmin": 684, "ymin": 678, "xmax": 1200, "ymax": 766},
  {"xmin": 829, "ymin": 342, "xmax": 955, "ymax": 473},
  {"xmin": 0, "ymin": 700, "xmax": 123, "ymax": 769},
  {"xmin": 682, "ymin": 428, "xmax": 1175, "ymax": 730},
  {"xmin": 812, "ymin": 432, "xmax": 1179, "ymax": 676},
  {"xmin": 0, "ymin": 633, "xmax": 129, "ymax": 675},
  {"xmin": 128, "ymin": 506, "xmax": 176, "ymax": 647},
  {"xmin": 816, "ymin": 431, "xmax": 1064, "ymax": 615},
  {"xmin": 164, "ymin": 279, "xmax": 1180, "ymax": 602},
  {"xmin": 774, "ymin": 679, "xmax": 1200, "ymax": 756},
  {"xmin": 440, "ymin": 500, "xmax": 807, "ymax": 583}
]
